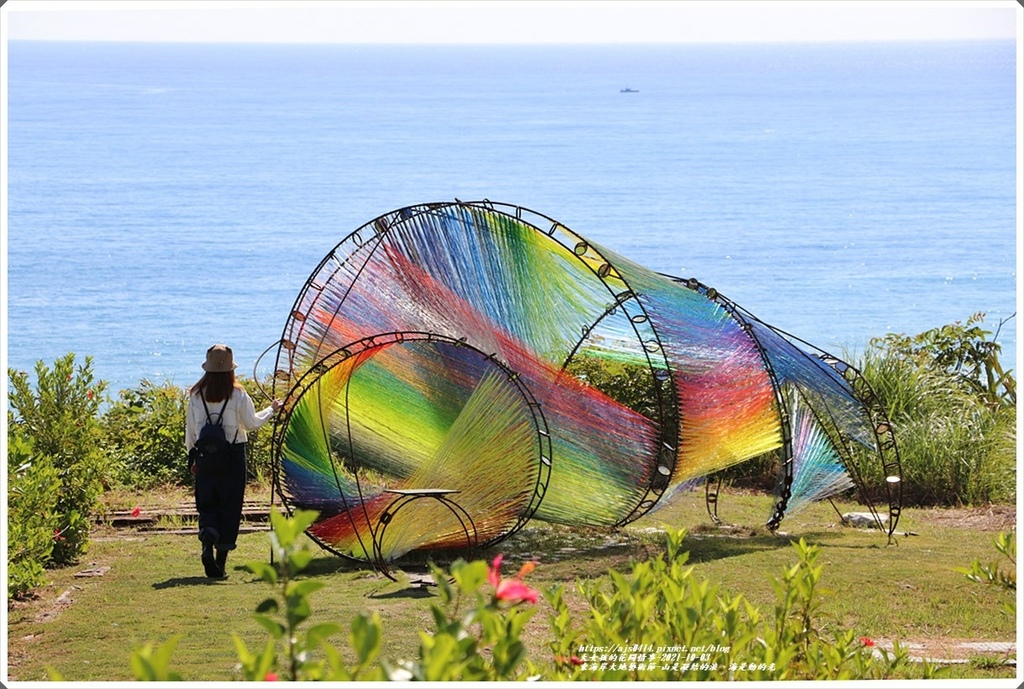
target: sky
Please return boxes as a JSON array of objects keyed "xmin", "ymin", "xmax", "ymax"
[{"xmin": 1, "ymin": 0, "xmax": 1019, "ymax": 44}]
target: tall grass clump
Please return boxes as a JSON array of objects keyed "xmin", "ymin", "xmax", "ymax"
[{"xmin": 855, "ymin": 313, "xmax": 1015, "ymax": 506}]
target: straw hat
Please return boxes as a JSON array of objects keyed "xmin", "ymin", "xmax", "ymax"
[{"xmin": 202, "ymin": 344, "xmax": 237, "ymax": 372}]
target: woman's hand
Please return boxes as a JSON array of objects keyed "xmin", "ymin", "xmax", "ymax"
[{"xmin": 271, "ymin": 399, "xmax": 283, "ymax": 413}]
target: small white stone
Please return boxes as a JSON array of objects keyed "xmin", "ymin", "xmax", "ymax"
[{"xmin": 842, "ymin": 512, "xmax": 889, "ymax": 529}]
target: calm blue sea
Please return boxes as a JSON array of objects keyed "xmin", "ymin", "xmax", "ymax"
[{"xmin": 6, "ymin": 40, "xmax": 1018, "ymax": 394}]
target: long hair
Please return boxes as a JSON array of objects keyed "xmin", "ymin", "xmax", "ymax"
[{"xmin": 191, "ymin": 370, "xmax": 239, "ymax": 403}]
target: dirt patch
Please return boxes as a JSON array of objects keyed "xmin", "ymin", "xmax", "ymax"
[
  {"xmin": 910, "ymin": 504, "xmax": 1016, "ymax": 532},
  {"xmin": 32, "ymin": 585, "xmax": 81, "ymax": 623}
]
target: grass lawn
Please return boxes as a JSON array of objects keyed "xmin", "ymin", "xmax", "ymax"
[{"xmin": 6, "ymin": 486, "xmax": 1017, "ymax": 682}]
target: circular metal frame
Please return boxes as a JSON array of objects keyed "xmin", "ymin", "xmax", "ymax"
[{"xmin": 270, "ymin": 330, "xmax": 552, "ymax": 562}]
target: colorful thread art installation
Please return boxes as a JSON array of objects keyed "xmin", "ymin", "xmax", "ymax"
[{"xmin": 267, "ymin": 201, "xmax": 902, "ymax": 566}]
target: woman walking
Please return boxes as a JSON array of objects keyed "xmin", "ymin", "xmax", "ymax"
[{"xmin": 186, "ymin": 344, "xmax": 281, "ymax": 578}]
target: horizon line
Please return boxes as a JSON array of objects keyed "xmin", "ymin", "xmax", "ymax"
[{"xmin": 7, "ymin": 36, "xmax": 1016, "ymax": 46}]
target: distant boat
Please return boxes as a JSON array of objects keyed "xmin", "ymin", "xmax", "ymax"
[{"xmin": 620, "ymin": 87, "xmax": 639, "ymax": 93}]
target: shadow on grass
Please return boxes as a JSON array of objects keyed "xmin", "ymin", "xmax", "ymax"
[
  {"xmin": 680, "ymin": 528, "xmax": 878, "ymax": 563},
  {"xmin": 152, "ymin": 575, "xmax": 230, "ymax": 589},
  {"xmin": 681, "ymin": 532, "xmax": 806, "ymax": 563},
  {"xmin": 367, "ymin": 586, "xmax": 435, "ymax": 600},
  {"xmin": 301, "ymin": 555, "xmax": 367, "ymax": 577}
]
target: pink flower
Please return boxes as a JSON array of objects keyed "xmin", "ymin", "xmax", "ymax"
[
  {"xmin": 488, "ymin": 554, "xmax": 504, "ymax": 588},
  {"xmin": 131, "ymin": 506, "xmax": 141, "ymax": 517},
  {"xmin": 488, "ymin": 554, "xmax": 539, "ymax": 605},
  {"xmin": 263, "ymin": 671, "xmax": 279, "ymax": 681},
  {"xmin": 53, "ymin": 528, "xmax": 65, "ymax": 542},
  {"xmin": 860, "ymin": 637, "xmax": 875, "ymax": 647},
  {"xmin": 495, "ymin": 577, "xmax": 540, "ymax": 604}
]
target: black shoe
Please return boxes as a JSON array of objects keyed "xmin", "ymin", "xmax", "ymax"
[
  {"xmin": 201, "ymin": 533, "xmax": 219, "ymax": 578},
  {"xmin": 215, "ymin": 550, "xmax": 228, "ymax": 578}
]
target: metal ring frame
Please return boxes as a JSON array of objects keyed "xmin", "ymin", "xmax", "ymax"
[
  {"xmin": 373, "ymin": 490, "xmax": 478, "ymax": 581},
  {"xmin": 269, "ymin": 330, "xmax": 553, "ymax": 562}
]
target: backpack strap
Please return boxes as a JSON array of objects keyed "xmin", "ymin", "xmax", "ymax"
[
  {"xmin": 199, "ymin": 388, "xmax": 238, "ymax": 443},
  {"xmin": 196, "ymin": 393, "xmax": 227, "ymax": 423}
]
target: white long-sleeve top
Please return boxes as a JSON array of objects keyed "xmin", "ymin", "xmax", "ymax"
[{"xmin": 185, "ymin": 387, "xmax": 275, "ymax": 450}]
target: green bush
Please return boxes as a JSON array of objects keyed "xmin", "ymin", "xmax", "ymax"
[
  {"xmin": 856, "ymin": 314, "xmax": 1016, "ymax": 506},
  {"xmin": 564, "ymin": 354, "xmax": 665, "ymax": 420},
  {"xmin": 234, "ymin": 508, "xmax": 354, "ymax": 681},
  {"xmin": 8, "ymin": 354, "xmax": 107, "ymax": 565},
  {"xmin": 102, "ymin": 380, "xmax": 189, "ymax": 488},
  {"xmin": 6, "ymin": 429, "xmax": 61, "ymax": 599},
  {"xmin": 870, "ymin": 312, "xmax": 1015, "ymax": 408}
]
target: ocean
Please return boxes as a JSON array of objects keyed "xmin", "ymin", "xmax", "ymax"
[{"xmin": 5, "ymin": 40, "xmax": 1018, "ymax": 395}]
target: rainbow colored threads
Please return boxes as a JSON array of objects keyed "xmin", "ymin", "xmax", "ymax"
[{"xmin": 269, "ymin": 201, "xmax": 902, "ymax": 566}]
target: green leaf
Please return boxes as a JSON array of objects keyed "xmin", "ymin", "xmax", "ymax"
[
  {"xmin": 269, "ymin": 509, "xmax": 296, "ymax": 547},
  {"xmin": 350, "ymin": 613, "xmax": 382, "ymax": 666},
  {"xmin": 253, "ymin": 613, "xmax": 286, "ymax": 639},
  {"xmin": 306, "ymin": 622, "xmax": 343, "ymax": 647},
  {"xmin": 231, "ymin": 633, "xmax": 255, "ymax": 665},
  {"xmin": 151, "ymin": 635, "xmax": 182, "ymax": 675},
  {"xmin": 286, "ymin": 594, "xmax": 312, "ymax": 627},
  {"xmin": 290, "ymin": 508, "xmax": 321, "ymax": 534},
  {"xmin": 289, "ymin": 549, "xmax": 315, "ymax": 573},
  {"xmin": 254, "ymin": 637, "xmax": 277, "ymax": 680},
  {"xmin": 287, "ymin": 578, "xmax": 325, "ymax": 599},
  {"xmin": 255, "ymin": 597, "xmax": 279, "ymax": 614},
  {"xmin": 246, "ymin": 561, "xmax": 278, "ymax": 585},
  {"xmin": 129, "ymin": 652, "xmax": 156, "ymax": 681}
]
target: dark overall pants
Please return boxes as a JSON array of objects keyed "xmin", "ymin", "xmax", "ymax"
[{"xmin": 195, "ymin": 443, "xmax": 247, "ymax": 551}]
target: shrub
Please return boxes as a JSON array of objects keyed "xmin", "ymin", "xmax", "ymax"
[
  {"xmin": 386, "ymin": 555, "xmax": 541, "ymax": 681},
  {"xmin": 8, "ymin": 354, "xmax": 107, "ymax": 565},
  {"xmin": 235, "ymin": 509, "xmax": 541, "ymax": 681},
  {"xmin": 101, "ymin": 380, "xmax": 189, "ymax": 488},
  {"xmin": 564, "ymin": 354, "xmax": 665, "ymax": 420},
  {"xmin": 869, "ymin": 312, "xmax": 1015, "ymax": 408},
  {"xmin": 235, "ymin": 508, "xmax": 358, "ymax": 681},
  {"xmin": 6, "ymin": 429, "xmax": 61, "ymax": 599}
]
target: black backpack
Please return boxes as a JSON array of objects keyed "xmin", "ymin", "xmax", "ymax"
[{"xmin": 195, "ymin": 391, "xmax": 236, "ymax": 471}]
